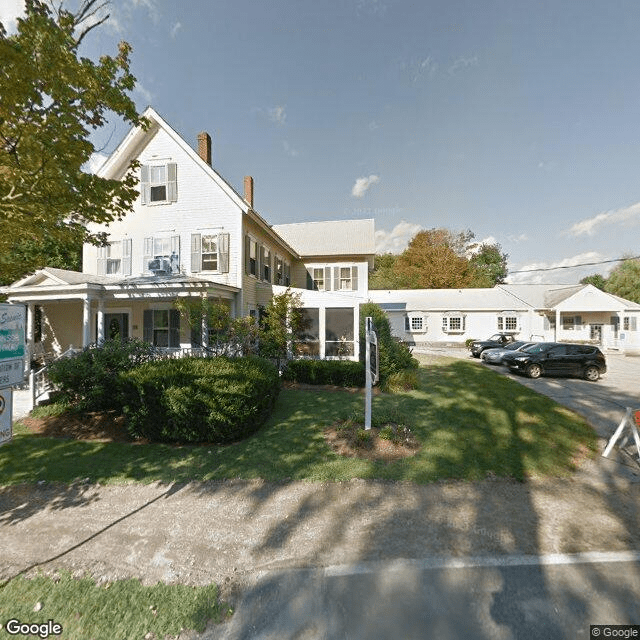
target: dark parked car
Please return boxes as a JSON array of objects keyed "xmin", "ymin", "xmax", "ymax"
[
  {"xmin": 469, "ymin": 333, "xmax": 516, "ymax": 358},
  {"xmin": 480, "ymin": 341, "xmax": 535, "ymax": 364},
  {"xmin": 501, "ymin": 342, "xmax": 607, "ymax": 381}
]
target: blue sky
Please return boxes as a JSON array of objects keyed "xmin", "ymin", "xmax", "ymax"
[{"xmin": 3, "ymin": 0, "xmax": 640, "ymax": 283}]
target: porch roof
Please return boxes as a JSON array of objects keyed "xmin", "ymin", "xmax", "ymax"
[{"xmin": 1, "ymin": 268, "xmax": 240, "ymax": 302}]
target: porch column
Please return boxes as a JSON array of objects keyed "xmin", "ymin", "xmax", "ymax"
[
  {"xmin": 82, "ymin": 296, "xmax": 92, "ymax": 347},
  {"xmin": 555, "ymin": 308, "xmax": 560, "ymax": 342},
  {"xmin": 26, "ymin": 303, "xmax": 35, "ymax": 371},
  {"xmin": 201, "ymin": 294, "xmax": 209, "ymax": 349},
  {"xmin": 96, "ymin": 299, "xmax": 105, "ymax": 344}
]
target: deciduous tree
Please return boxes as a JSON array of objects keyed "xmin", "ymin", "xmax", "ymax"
[
  {"xmin": 0, "ymin": 0, "xmax": 144, "ymax": 285},
  {"xmin": 604, "ymin": 257, "xmax": 640, "ymax": 304}
]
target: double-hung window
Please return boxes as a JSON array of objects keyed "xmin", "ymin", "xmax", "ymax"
[
  {"xmin": 623, "ymin": 316, "xmax": 638, "ymax": 331},
  {"xmin": 262, "ymin": 246, "xmax": 272, "ymax": 282},
  {"xmin": 143, "ymin": 309, "xmax": 180, "ymax": 348},
  {"xmin": 405, "ymin": 315, "xmax": 426, "ymax": 332},
  {"xmin": 313, "ymin": 268, "xmax": 326, "ymax": 291},
  {"xmin": 442, "ymin": 313, "xmax": 465, "ymax": 333},
  {"xmin": 97, "ymin": 239, "xmax": 132, "ymax": 276},
  {"xmin": 191, "ymin": 233, "xmax": 229, "ymax": 273},
  {"xmin": 497, "ymin": 314, "xmax": 518, "ymax": 332},
  {"xmin": 140, "ymin": 163, "xmax": 178, "ymax": 204},
  {"xmin": 144, "ymin": 236, "xmax": 180, "ymax": 275},
  {"xmin": 245, "ymin": 237, "xmax": 258, "ymax": 277}
]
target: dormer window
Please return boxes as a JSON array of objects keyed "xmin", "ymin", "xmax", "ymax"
[{"xmin": 140, "ymin": 163, "xmax": 178, "ymax": 204}]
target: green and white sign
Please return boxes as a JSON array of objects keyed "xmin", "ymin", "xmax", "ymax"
[{"xmin": 0, "ymin": 303, "xmax": 26, "ymax": 388}]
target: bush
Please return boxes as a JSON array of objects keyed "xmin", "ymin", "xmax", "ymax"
[
  {"xmin": 359, "ymin": 303, "xmax": 419, "ymax": 385},
  {"xmin": 383, "ymin": 369, "xmax": 420, "ymax": 393},
  {"xmin": 282, "ymin": 359, "xmax": 365, "ymax": 387},
  {"xmin": 47, "ymin": 338, "xmax": 155, "ymax": 412},
  {"xmin": 120, "ymin": 356, "xmax": 280, "ymax": 444}
]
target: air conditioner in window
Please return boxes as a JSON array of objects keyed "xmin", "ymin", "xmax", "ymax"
[{"xmin": 147, "ymin": 257, "xmax": 172, "ymax": 274}]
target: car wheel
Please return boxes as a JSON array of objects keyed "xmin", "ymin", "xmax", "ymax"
[
  {"xmin": 583, "ymin": 365, "xmax": 600, "ymax": 382},
  {"xmin": 526, "ymin": 363, "xmax": 542, "ymax": 379}
]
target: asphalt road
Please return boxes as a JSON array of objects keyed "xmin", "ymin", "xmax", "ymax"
[{"xmin": 207, "ymin": 553, "xmax": 640, "ymax": 640}]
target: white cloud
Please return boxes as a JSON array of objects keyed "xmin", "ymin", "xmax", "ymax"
[
  {"xmin": 448, "ymin": 55, "xmax": 479, "ymax": 74},
  {"xmin": 135, "ymin": 82, "xmax": 154, "ymax": 104},
  {"xmin": 507, "ymin": 233, "xmax": 528, "ymax": 243},
  {"xmin": 0, "ymin": 0, "xmax": 25, "ymax": 34},
  {"xmin": 351, "ymin": 174, "xmax": 380, "ymax": 198},
  {"xmin": 282, "ymin": 141, "xmax": 299, "ymax": 157},
  {"xmin": 375, "ymin": 221, "xmax": 422, "ymax": 254},
  {"xmin": 268, "ymin": 106, "xmax": 287, "ymax": 126},
  {"xmin": 565, "ymin": 201, "xmax": 640, "ymax": 236},
  {"xmin": 506, "ymin": 251, "xmax": 609, "ymax": 285},
  {"xmin": 170, "ymin": 21, "xmax": 182, "ymax": 38},
  {"xmin": 83, "ymin": 152, "xmax": 108, "ymax": 174}
]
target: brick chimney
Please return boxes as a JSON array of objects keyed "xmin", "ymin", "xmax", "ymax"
[
  {"xmin": 197, "ymin": 132, "xmax": 212, "ymax": 166},
  {"xmin": 244, "ymin": 176, "xmax": 254, "ymax": 208}
]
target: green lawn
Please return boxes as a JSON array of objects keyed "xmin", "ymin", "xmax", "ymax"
[
  {"xmin": 1, "ymin": 359, "xmax": 597, "ymax": 485},
  {"xmin": 0, "ymin": 571, "xmax": 230, "ymax": 640}
]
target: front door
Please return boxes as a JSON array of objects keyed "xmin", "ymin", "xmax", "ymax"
[
  {"xmin": 103, "ymin": 313, "xmax": 129, "ymax": 343},
  {"xmin": 590, "ymin": 324, "xmax": 603, "ymax": 345}
]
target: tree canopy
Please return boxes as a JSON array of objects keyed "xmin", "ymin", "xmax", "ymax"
[
  {"xmin": 369, "ymin": 228, "xmax": 509, "ymax": 289},
  {"xmin": 0, "ymin": 0, "xmax": 144, "ymax": 285},
  {"xmin": 604, "ymin": 257, "xmax": 640, "ymax": 304}
]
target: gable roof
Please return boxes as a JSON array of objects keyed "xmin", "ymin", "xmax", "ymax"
[
  {"xmin": 272, "ymin": 219, "xmax": 375, "ymax": 257},
  {"xmin": 97, "ymin": 106, "xmax": 249, "ymax": 213},
  {"xmin": 496, "ymin": 284, "xmax": 584, "ymax": 308}
]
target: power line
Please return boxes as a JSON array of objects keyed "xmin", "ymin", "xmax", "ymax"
[{"xmin": 509, "ymin": 255, "xmax": 640, "ymax": 275}]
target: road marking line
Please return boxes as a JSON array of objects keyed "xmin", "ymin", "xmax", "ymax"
[{"xmin": 324, "ymin": 551, "xmax": 640, "ymax": 577}]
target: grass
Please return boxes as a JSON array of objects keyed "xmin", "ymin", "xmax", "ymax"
[
  {"xmin": 0, "ymin": 571, "xmax": 230, "ymax": 640},
  {"xmin": 1, "ymin": 359, "xmax": 598, "ymax": 485}
]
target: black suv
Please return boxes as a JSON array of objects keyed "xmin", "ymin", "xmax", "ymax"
[
  {"xmin": 501, "ymin": 342, "xmax": 606, "ymax": 381},
  {"xmin": 469, "ymin": 333, "xmax": 516, "ymax": 358}
]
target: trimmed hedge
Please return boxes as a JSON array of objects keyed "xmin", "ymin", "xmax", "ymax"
[
  {"xmin": 282, "ymin": 359, "xmax": 365, "ymax": 387},
  {"xmin": 120, "ymin": 356, "xmax": 280, "ymax": 444},
  {"xmin": 47, "ymin": 338, "xmax": 155, "ymax": 412}
]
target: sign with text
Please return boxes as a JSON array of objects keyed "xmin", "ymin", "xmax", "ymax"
[
  {"xmin": 0, "ymin": 303, "xmax": 26, "ymax": 388},
  {"xmin": 0, "ymin": 387, "xmax": 12, "ymax": 446}
]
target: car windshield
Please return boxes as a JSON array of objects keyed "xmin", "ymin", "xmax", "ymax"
[
  {"xmin": 521, "ymin": 342, "xmax": 554, "ymax": 354},
  {"xmin": 504, "ymin": 341, "xmax": 526, "ymax": 350},
  {"xmin": 487, "ymin": 334, "xmax": 504, "ymax": 341}
]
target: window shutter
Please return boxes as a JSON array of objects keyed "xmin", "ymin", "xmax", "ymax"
[
  {"xmin": 333, "ymin": 267, "xmax": 339, "ymax": 291},
  {"xmin": 218, "ymin": 233, "xmax": 230, "ymax": 273},
  {"xmin": 123, "ymin": 238, "xmax": 132, "ymax": 276},
  {"xmin": 169, "ymin": 309, "xmax": 180, "ymax": 347},
  {"xmin": 191, "ymin": 234, "xmax": 202, "ymax": 273},
  {"xmin": 284, "ymin": 263, "xmax": 290, "ymax": 286},
  {"xmin": 442, "ymin": 317, "xmax": 448, "ymax": 332},
  {"xmin": 97, "ymin": 246, "xmax": 107, "ymax": 276},
  {"xmin": 462, "ymin": 315, "xmax": 466, "ymax": 331},
  {"xmin": 351, "ymin": 266, "xmax": 359, "ymax": 291},
  {"xmin": 143, "ymin": 310, "xmax": 153, "ymax": 343},
  {"xmin": 405, "ymin": 316, "xmax": 410, "ymax": 331},
  {"xmin": 171, "ymin": 236, "xmax": 180, "ymax": 273},
  {"xmin": 497, "ymin": 316, "xmax": 503, "ymax": 331},
  {"xmin": 167, "ymin": 163, "xmax": 178, "ymax": 202},
  {"xmin": 244, "ymin": 236, "xmax": 250, "ymax": 275},
  {"xmin": 632, "ymin": 317, "xmax": 638, "ymax": 331},
  {"xmin": 143, "ymin": 237, "xmax": 153, "ymax": 273},
  {"xmin": 140, "ymin": 165, "xmax": 150, "ymax": 204},
  {"xmin": 306, "ymin": 269, "xmax": 313, "ymax": 290},
  {"xmin": 258, "ymin": 245, "xmax": 264, "ymax": 280},
  {"xmin": 266, "ymin": 252, "xmax": 272, "ymax": 283},
  {"xmin": 574, "ymin": 315, "xmax": 582, "ymax": 328}
]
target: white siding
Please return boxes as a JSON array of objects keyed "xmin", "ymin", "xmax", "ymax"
[{"xmin": 83, "ymin": 126, "xmax": 243, "ymax": 289}]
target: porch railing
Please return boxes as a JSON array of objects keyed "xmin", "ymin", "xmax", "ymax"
[{"xmin": 30, "ymin": 346, "xmax": 81, "ymax": 409}]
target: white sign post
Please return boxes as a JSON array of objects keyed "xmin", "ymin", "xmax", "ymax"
[
  {"xmin": 364, "ymin": 317, "xmax": 379, "ymax": 431},
  {"xmin": 0, "ymin": 388, "xmax": 13, "ymax": 446},
  {"xmin": 602, "ymin": 408, "xmax": 640, "ymax": 462}
]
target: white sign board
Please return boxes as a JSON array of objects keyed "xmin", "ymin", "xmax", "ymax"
[
  {"xmin": 0, "ymin": 387, "xmax": 12, "ymax": 446},
  {"xmin": 0, "ymin": 303, "xmax": 26, "ymax": 388}
]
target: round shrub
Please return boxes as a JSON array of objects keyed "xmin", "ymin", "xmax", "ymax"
[{"xmin": 120, "ymin": 356, "xmax": 280, "ymax": 444}]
